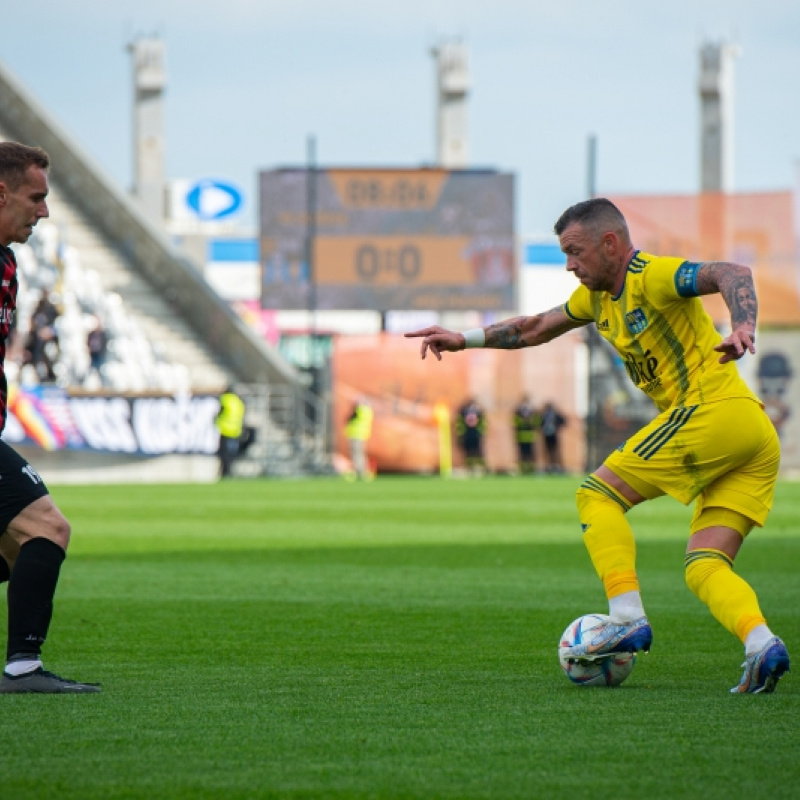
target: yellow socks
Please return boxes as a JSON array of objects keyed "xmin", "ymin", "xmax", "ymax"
[
  {"xmin": 577, "ymin": 475, "xmax": 771, "ymax": 647},
  {"xmin": 684, "ymin": 549, "xmax": 766, "ymax": 643},
  {"xmin": 576, "ymin": 476, "xmax": 639, "ymax": 601}
]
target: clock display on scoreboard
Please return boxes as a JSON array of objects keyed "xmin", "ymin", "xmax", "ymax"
[{"xmin": 259, "ymin": 168, "xmax": 515, "ymax": 312}]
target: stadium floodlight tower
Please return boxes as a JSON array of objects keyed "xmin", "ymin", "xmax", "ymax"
[
  {"xmin": 431, "ymin": 40, "xmax": 470, "ymax": 169},
  {"xmin": 128, "ymin": 35, "xmax": 167, "ymax": 223},
  {"xmin": 698, "ymin": 40, "xmax": 740, "ymax": 193}
]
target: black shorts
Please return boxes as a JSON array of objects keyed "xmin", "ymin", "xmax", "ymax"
[
  {"xmin": 0, "ymin": 440, "xmax": 49, "ymax": 532},
  {"xmin": 462, "ymin": 432, "xmax": 482, "ymax": 458},
  {"xmin": 518, "ymin": 441, "xmax": 535, "ymax": 460}
]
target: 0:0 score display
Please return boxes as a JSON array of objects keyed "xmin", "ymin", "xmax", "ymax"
[{"xmin": 314, "ymin": 237, "xmax": 473, "ymax": 286}]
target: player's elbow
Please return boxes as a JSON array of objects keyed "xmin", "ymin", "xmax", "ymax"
[{"xmin": 734, "ymin": 263, "xmax": 753, "ymax": 280}]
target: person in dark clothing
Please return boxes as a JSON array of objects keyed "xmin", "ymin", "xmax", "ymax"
[
  {"xmin": 24, "ymin": 292, "xmax": 59, "ymax": 382},
  {"xmin": 0, "ymin": 141, "xmax": 98, "ymax": 693},
  {"xmin": 513, "ymin": 394, "xmax": 541, "ymax": 474},
  {"xmin": 456, "ymin": 397, "xmax": 486, "ymax": 475},
  {"xmin": 541, "ymin": 401, "xmax": 567, "ymax": 474},
  {"xmin": 86, "ymin": 315, "xmax": 108, "ymax": 384}
]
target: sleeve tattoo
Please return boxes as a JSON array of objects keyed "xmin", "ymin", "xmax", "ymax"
[
  {"xmin": 485, "ymin": 317, "xmax": 526, "ymax": 348},
  {"xmin": 696, "ymin": 262, "xmax": 758, "ymax": 330},
  {"xmin": 484, "ymin": 307, "xmax": 577, "ymax": 349}
]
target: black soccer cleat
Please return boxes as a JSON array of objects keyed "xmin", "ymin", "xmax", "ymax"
[{"xmin": 0, "ymin": 667, "xmax": 101, "ymax": 694}]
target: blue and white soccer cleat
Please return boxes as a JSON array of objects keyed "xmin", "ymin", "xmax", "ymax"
[
  {"xmin": 561, "ymin": 615, "xmax": 652, "ymax": 662},
  {"xmin": 731, "ymin": 637, "xmax": 790, "ymax": 694}
]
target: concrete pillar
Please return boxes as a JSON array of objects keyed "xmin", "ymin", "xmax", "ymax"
[
  {"xmin": 432, "ymin": 41, "xmax": 470, "ymax": 169},
  {"xmin": 699, "ymin": 40, "xmax": 740, "ymax": 193},
  {"xmin": 128, "ymin": 36, "xmax": 166, "ymax": 223}
]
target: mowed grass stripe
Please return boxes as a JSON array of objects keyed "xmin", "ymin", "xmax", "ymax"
[{"xmin": 0, "ymin": 477, "xmax": 797, "ymax": 799}]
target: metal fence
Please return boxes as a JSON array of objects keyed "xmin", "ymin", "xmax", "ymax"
[{"xmin": 234, "ymin": 383, "xmax": 333, "ymax": 477}]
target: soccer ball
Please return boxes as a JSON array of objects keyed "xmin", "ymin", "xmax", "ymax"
[{"xmin": 558, "ymin": 613, "xmax": 636, "ymax": 687}]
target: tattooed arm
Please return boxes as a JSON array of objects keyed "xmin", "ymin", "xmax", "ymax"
[
  {"xmin": 695, "ymin": 262, "xmax": 758, "ymax": 364},
  {"xmin": 485, "ymin": 307, "xmax": 586, "ymax": 348},
  {"xmin": 405, "ymin": 306, "xmax": 587, "ymax": 361}
]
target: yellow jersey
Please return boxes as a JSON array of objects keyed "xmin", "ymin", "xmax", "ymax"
[{"xmin": 563, "ymin": 251, "xmax": 759, "ymax": 412}]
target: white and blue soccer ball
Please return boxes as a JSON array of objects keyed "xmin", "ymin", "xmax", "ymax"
[{"xmin": 558, "ymin": 613, "xmax": 636, "ymax": 687}]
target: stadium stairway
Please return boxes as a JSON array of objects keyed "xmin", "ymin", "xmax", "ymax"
[
  {"xmin": 0, "ymin": 57, "xmax": 330, "ymax": 480},
  {"xmin": 35, "ymin": 184, "xmax": 228, "ymax": 392}
]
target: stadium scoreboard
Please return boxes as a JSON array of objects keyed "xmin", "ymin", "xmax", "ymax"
[{"xmin": 259, "ymin": 168, "xmax": 515, "ymax": 312}]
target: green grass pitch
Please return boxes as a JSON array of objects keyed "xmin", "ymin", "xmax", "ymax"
[{"xmin": 2, "ymin": 476, "xmax": 799, "ymax": 799}]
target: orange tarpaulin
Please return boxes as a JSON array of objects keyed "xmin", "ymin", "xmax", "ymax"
[
  {"xmin": 333, "ymin": 332, "xmax": 586, "ymax": 474},
  {"xmin": 609, "ymin": 191, "xmax": 800, "ymax": 327}
]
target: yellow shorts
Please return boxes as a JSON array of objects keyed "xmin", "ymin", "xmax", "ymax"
[{"xmin": 604, "ymin": 397, "xmax": 780, "ymax": 527}]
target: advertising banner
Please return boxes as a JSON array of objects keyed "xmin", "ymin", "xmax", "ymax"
[{"xmin": 2, "ymin": 386, "xmax": 220, "ymax": 456}]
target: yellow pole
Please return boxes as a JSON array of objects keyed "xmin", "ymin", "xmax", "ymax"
[{"xmin": 433, "ymin": 402, "xmax": 452, "ymax": 478}]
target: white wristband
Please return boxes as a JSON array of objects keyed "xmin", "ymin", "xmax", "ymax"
[{"xmin": 462, "ymin": 328, "xmax": 485, "ymax": 348}]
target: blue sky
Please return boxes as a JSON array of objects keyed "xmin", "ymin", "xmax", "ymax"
[{"xmin": 2, "ymin": 0, "xmax": 798, "ymax": 235}]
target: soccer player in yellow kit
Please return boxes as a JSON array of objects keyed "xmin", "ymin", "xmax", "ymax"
[{"xmin": 406, "ymin": 198, "xmax": 790, "ymax": 694}]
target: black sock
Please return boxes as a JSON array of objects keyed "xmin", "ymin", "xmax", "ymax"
[{"xmin": 6, "ymin": 538, "xmax": 66, "ymax": 661}]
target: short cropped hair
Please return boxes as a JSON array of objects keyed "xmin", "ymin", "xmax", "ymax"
[
  {"xmin": 0, "ymin": 141, "xmax": 50, "ymax": 190},
  {"xmin": 553, "ymin": 197, "xmax": 629, "ymax": 239}
]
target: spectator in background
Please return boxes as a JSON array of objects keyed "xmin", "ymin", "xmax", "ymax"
[
  {"xmin": 85, "ymin": 315, "xmax": 107, "ymax": 386},
  {"xmin": 456, "ymin": 397, "xmax": 486, "ymax": 476},
  {"xmin": 344, "ymin": 397, "xmax": 374, "ymax": 481},
  {"xmin": 215, "ymin": 386, "xmax": 245, "ymax": 478},
  {"xmin": 24, "ymin": 292, "xmax": 59, "ymax": 383},
  {"xmin": 541, "ymin": 401, "xmax": 567, "ymax": 474},
  {"xmin": 513, "ymin": 394, "xmax": 541, "ymax": 475}
]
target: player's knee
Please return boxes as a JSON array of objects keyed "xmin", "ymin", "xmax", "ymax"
[
  {"xmin": 39, "ymin": 510, "xmax": 71, "ymax": 551},
  {"xmin": 575, "ymin": 477, "xmax": 631, "ymax": 519},
  {"xmin": 684, "ymin": 548, "xmax": 732, "ymax": 599},
  {"xmin": 52, "ymin": 516, "xmax": 71, "ymax": 550},
  {"xmin": 575, "ymin": 486, "xmax": 595, "ymax": 519}
]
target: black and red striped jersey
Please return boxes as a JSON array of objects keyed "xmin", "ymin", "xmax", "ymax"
[{"xmin": 0, "ymin": 244, "xmax": 18, "ymax": 433}]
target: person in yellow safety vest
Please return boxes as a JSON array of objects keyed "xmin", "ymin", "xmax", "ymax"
[
  {"xmin": 344, "ymin": 398, "xmax": 374, "ymax": 480},
  {"xmin": 513, "ymin": 394, "xmax": 542, "ymax": 475},
  {"xmin": 215, "ymin": 387, "xmax": 245, "ymax": 478}
]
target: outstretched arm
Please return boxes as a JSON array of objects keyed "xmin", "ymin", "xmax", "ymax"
[
  {"xmin": 695, "ymin": 262, "xmax": 758, "ymax": 364},
  {"xmin": 404, "ymin": 306, "xmax": 586, "ymax": 361}
]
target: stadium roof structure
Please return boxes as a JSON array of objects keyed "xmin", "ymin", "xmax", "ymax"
[{"xmin": 0, "ymin": 56, "xmax": 300, "ymax": 388}]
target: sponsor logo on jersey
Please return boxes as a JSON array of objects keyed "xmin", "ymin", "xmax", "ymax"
[
  {"xmin": 21, "ymin": 464, "xmax": 42, "ymax": 484},
  {"xmin": 623, "ymin": 349, "xmax": 661, "ymax": 392},
  {"xmin": 597, "ymin": 318, "xmax": 610, "ymax": 331}
]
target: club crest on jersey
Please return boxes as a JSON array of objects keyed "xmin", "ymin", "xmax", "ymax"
[{"xmin": 625, "ymin": 308, "xmax": 649, "ymax": 335}]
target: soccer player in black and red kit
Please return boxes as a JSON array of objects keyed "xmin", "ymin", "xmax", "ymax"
[{"xmin": 0, "ymin": 141, "xmax": 98, "ymax": 693}]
